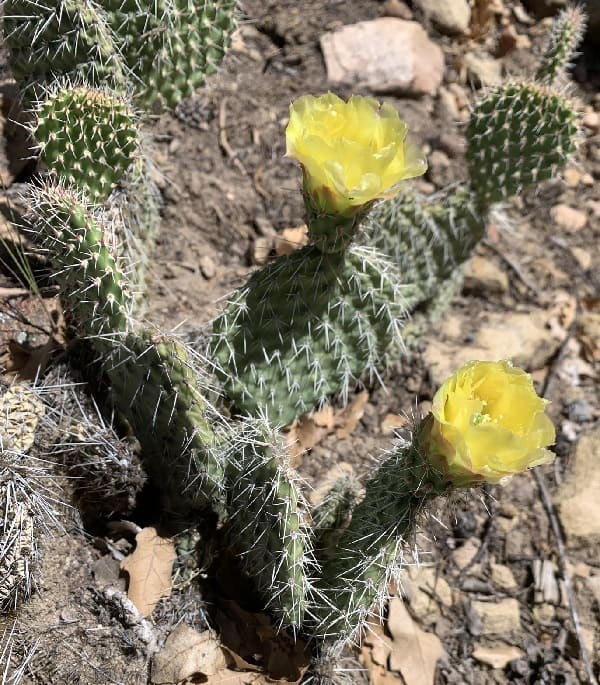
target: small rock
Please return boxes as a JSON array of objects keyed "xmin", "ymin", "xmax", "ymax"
[
  {"xmin": 438, "ymin": 132, "xmax": 466, "ymax": 157},
  {"xmin": 472, "ymin": 645, "xmax": 524, "ymax": 669},
  {"xmin": 582, "ymin": 111, "xmax": 600, "ymax": 132},
  {"xmin": 586, "ymin": 575, "xmax": 600, "ymax": 606},
  {"xmin": 413, "ymin": 0, "xmax": 471, "ymax": 35},
  {"xmin": 463, "ymin": 256, "xmax": 509, "ymax": 295},
  {"xmin": 93, "ymin": 555, "xmax": 124, "ymax": 589},
  {"xmin": 567, "ymin": 399, "xmax": 594, "ymax": 423},
  {"xmin": 533, "ymin": 603, "xmax": 555, "ymax": 622},
  {"xmin": 550, "ymin": 204, "xmax": 587, "ymax": 232},
  {"xmin": 408, "ymin": 567, "xmax": 453, "ymax": 608},
  {"xmin": 452, "ymin": 538, "xmax": 480, "ymax": 570},
  {"xmin": 563, "ymin": 167, "xmax": 582, "ymax": 187},
  {"xmin": 471, "ymin": 599, "xmax": 521, "ymax": 635},
  {"xmin": 532, "ymin": 559, "xmax": 560, "ymax": 604},
  {"xmin": 556, "ymin": 427, "xmax": 600, "ymax": 541},
  {"xmin": 570, "ymin": 247, "xmax": 592, "ymax": 271},
  {"xmin": 490, "ymin": 564, "xmax": 517, "ymax": 592},
  {"xmin": 382, "ymin": 0, "xmax": 413, "ymax": 20},
  {"xmin": 426, "ymin": 149, "xmax": 452, "ymax": 187},
  {"xmin": 199, "ymin": 255, "xmax": 216, "ymax": 279},
  {"xmin": 320, "ymin": 19, "xmax": 444, "ymax": 96},
  {"xmin": 464, "ymin": 53, "xmax": 503, "ymax": 87},
  {"xmin": 254, "ymin": 216, "xmax": 275, "ymax": 237},
  {"xmin": 496, "ymin": 26, "xmax": 518, "ymax": 56},
  {"xmin": 436, "ymin": 87, "xmax": 461, "ymax": 122}
]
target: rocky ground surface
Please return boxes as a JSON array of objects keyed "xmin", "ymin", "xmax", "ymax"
[{"xmin": 0, "ymin": 0, "xmax": 599, "ymax": 684}]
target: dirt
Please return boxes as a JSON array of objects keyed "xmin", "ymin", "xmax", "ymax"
[{"xmin": 1, "ymin": 0, "xmax": 599, "ymax": 684}]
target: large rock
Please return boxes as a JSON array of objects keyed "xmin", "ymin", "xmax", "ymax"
[
  {"xmin": 413, "ymin": 0, "xmax": 471, "ymax": 35},
  {"xmin": 320, "ymin": 18, "xmax": 444, "ymax": 96}
]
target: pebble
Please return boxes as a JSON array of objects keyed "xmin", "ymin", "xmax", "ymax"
[
  {"xmin": 472, "ymin": 645, "xmax": 524, "ymax": 669},
  {"xmin": 490, "ymin": 563, "xmax": 518, "ymax": 592},
  {"xmin": 452, "ymin": 537, "xmax": 480, "ymax": 570},
  {"xmin": 550, "ymin": 204, "xmax": 587, "ymax": 232},
  {"xmin": 320, "ymin": 18, "xmax": 444, "ymax": 96},
  {"xmin": 413, "ymin": 0, "xmax": 471, "ymax": 35},
  {"xmin": 464, "ymin": 52, "xmax": 503, "ymax": 87},
  {"xmin": 382, "ymin": 0, "xmax": 413, "ymax": 20},
  {"xmin": 463, "ymin": 256, "xmax": 509, "ymax": 295},
  {"xmin": 568, "ymin": 399, "xmax": 595, "ymax": 423},
  {"xmin": 471, "ymin": 598, "xmax": 521, "ymax": 635},
  {"xmin": 199, "ymin": 255, "xmax": 216, "ymax": 279},
  {"xmin": 582, "ymin": 111, "xmax": 600, "ymax": 132}
]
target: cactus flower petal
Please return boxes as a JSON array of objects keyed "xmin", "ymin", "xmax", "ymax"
[
  {"xmin": 286, "ymin": 93, "xmax": 427, "ymax": 216},
  {"xmin": 425, "ymin": 360, "xmax": 555, "ymax": 486}
]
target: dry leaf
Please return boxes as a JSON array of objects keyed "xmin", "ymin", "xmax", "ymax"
[
  {"xmin": 274, "ymin": 225, "xmax": 308, "ymax": 256},
  {"xmin": 361, "ymin": 624, "xmax": 401, "ymax": 685},
  {"xmin": 387, "ymin": 597, "xmax": 446, "ymax": 685},
  {"xmin": 151, "ymin": 626, "xmax": 227, "ymax": 684},
  {"xmin": 472, "ymin": 645, "xmax": 524, "ymax": 669},
  {"xmin": 380, "ymin": 413, "xmax": 409, "ymax": 434},
  {"xmin": 121, "ymin": 527, "xmax": 176, "ymax": 617},
  {"xmin": 336, "ymin": 391, "xmax": 369, "ymax": 438}
]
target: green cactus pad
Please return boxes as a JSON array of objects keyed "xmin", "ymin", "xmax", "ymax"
[
  {"xmin": 211, "ymin": 245, "xmax": 406, "ymax": 427},
  {"xmin": 311, "ymin": 435, "xmax": 450, "ymax": 643},
  {"xmin": 107, "ymin": 333, "xmax": 227, "ymax": 514},
  {"xmin": 224, "ymin": 420, "xmax": 313, "ymax": 628},
  {"xmin": 103, "ymin": 0, "xmax": 237, "ymax": 110},
  {"xmin": 365, "ymin": 186, "xmax": 485, "ymax": 311},
  {"xmin": 466, "ymin": 82, "xmax": 578, "ymax": 205},
  {"xmin": 34, "ymin": 85, "xmax": 140, "ymax": 201},
  {"xmin": 29, "ymin": 183, "xmax": 132, "ymax": 341},
  {"xmin": 2, "ymin": 0, "xmax": 124, "ymax": 93}
]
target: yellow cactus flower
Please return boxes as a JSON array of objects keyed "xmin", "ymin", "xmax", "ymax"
[
  {"xmin": 286, "ymin": 93, "xmax": 427, "ymax": 216},
  {"xmin": 423, "ymin": 360, "xmax": 555, "ymax": 486}
]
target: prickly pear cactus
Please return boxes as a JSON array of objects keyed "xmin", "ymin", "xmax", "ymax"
[
  {"xmin": 536, "ymin": 6, "xmax": 587, "ymax": 86},
  {"xmin": 466, "ymin": 82, "xmax": 579, "ymax": 205},
  {"xmin": 224, "ymin": 420, "xmax": 313, "ymax": 628},
  {"xmin": 103, "ymin": 0, "xmax": 237, "ymax": 110},
  {"xmin": 33, "ymin": 85, "xmax": 140, "ymax": 201},
  {"xmin": 211, "ymin": 245, "xmax": 405, "ymax": 426},
  {"xmin": 311, "ymin": 434, "xmax": 450, "ymax": 643},
  {"xmin": 1, "ymin": 0, "xmax": 124, "ymax": 94}
]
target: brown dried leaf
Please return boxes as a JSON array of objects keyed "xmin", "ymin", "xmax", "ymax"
[
  {"xmin": 380, "ymin": 413, "xmax": 409, "ymax": 435},
  {"xmin": 336, "ymin": 391, "xmax": 369, "ymax": 438},
  {"xmin": 387, "ymin": 598, "xmax": 446, "ymax": 685},
  {"xmin": 274, "ymin": 225, "xmax": 308, "ymax": 256},
  {"xmin": 151, "ymin": 626, "xmax": 227, "ymax": 684},
  {"xmin": 120, "ymin": 527, "xmax": 176, "ymax": 617}
]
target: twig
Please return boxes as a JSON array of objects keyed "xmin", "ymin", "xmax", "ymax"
[{"xmin": 533, "ymin": 304, "xmax": 598, "ymax": 685}]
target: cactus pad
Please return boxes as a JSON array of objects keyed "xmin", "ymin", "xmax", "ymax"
[
  {"xmin": 536, "ymin": 7, "xmax": 587, "ymax": 86},
  {"xmin": 211, "ymin": 245, "xmax": 406, "ymax": 426},
  {"xmin": 104, "ymin": 0, "xmax": 237, "ymax": 110},
  {"xmin": 2, "ymin": 0, "xmax": 123, "ymax": 93},
  {"xmin": 466, "ymin": 82, "xmax": 578, "ymax": 205},
  {"xmin": 28, "ymin": 183, "xmax": 132, "ymax": 341},
  {"xmin": 34, "ymin": 85, "xmax": 140, "ymax": 201},
  {"xmin": 225, "ymin": 421, "xmax": 313, "ymax": 628}
]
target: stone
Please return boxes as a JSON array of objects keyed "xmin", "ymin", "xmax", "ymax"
[
  {"xmin": 471, "ymin": 599, "xmax": 521, "ymax": 635},
  {"xmin": 490, "ymin": 564, "xmax": 517, "ymax": 592},
  {"xmin": 383, "ymin": 0, "xmax": 413, "ymax": 20},
  {"xmin": 587, "ymin": 575, "xmax": 600, "ymax": 606},
  {"xmin": 320, "ymin": 19, "xmax": 444, "ymax": 96},
  {"xmin": 452, "ymin": 538, "xmax": 480, "ymax": 570},
  {"xmin": 407, "ymin": 567, "xmax": 453, "ymax": 624},
  {"xmin": 556, "ymin": 427, "xmax": 600, "ymax": 541},
  {"xmin": 199, "ymin": 255, "xmax": 216, "ymax": 279},
  {"xmin": 424, "ymin": 310, "xmax": 561, "ymax": 387},
  {"xmin": 464, "ymin": 53, "xmax": 503, "ymax": 87},
  {"xmin": 413, "ymin": 0, "xmax": 471, "ymax": 35},
  {"xmin": 472, "ymin": 645, "xmax": 524, "ymax": 669},
  {"xmin": 582, "ymin": 111, "xmax": 600, "ymax": 133},
  {"xmin": 550, "ymin": 204, "xmax": 587, "ymax": 232},
  {"xmin": 463, "ymin": 256, "xmax": 509, "ymax": 295}
]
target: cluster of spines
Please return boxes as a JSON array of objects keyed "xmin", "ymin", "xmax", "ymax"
[
  {"xmin": 211, "ymin": 245, "xmax": 406, "ymax": 426},
  {"xmin": 33, "ymin": 84, "xmax": 141, "ymax": 201}
]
